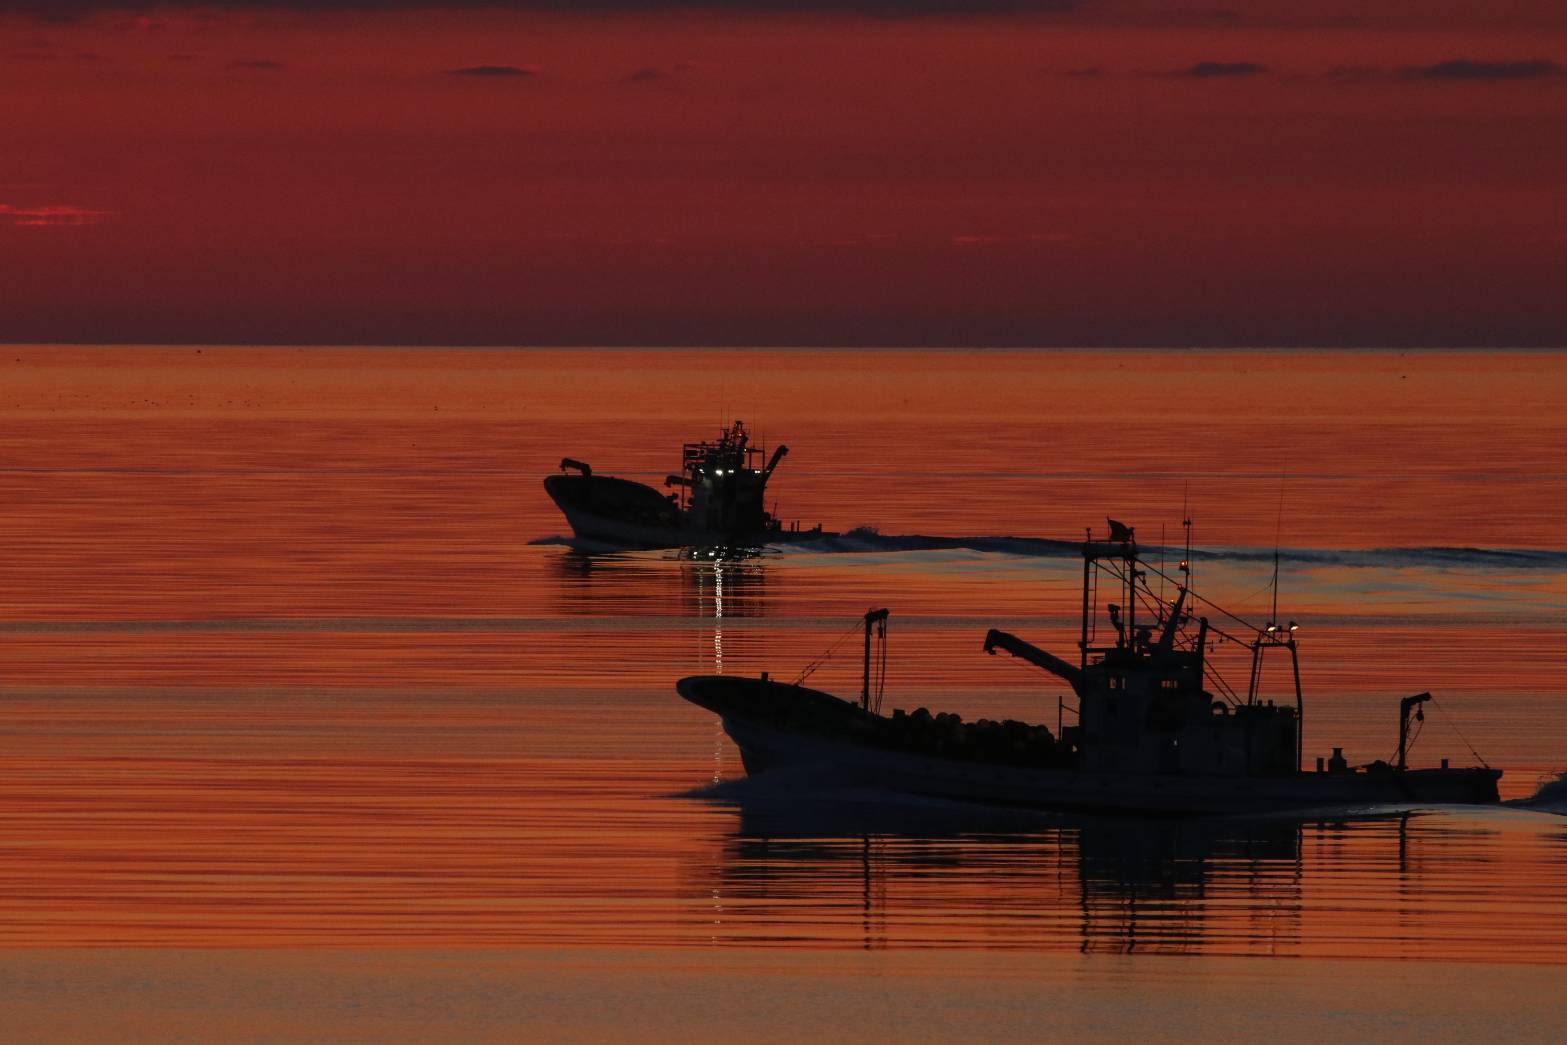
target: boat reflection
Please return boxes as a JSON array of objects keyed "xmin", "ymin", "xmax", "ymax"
[
  {"xmin": 549, "ymin": 548, "xmax": 770, "ymax": 619},
  {"xmin": 548, "ymin": 548, "xmax": 658, "ymax": 608},
  {"xmin": 680, "ymin": 553, "xmax": 768, "ymax": 620},
  {"xmin": 692, "ymin": 784, "xmax": 1451, "ymax": 955},
  {"xmin": 550, "ymin": 547, "xmax": 773, "ymax": 676}
]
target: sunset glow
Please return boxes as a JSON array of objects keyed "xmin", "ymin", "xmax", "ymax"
[
  {"xmin": 4, "ymin": 2, "xmax": 1566, "ymax": 345},
  {"xmin": 3, "ymin": 6, "xmax": 1567, "ymax": 1038}
]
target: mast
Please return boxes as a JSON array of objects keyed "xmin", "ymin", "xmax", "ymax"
[
  {"xmin": 861, "ymin": 608, "xmax": 889, "ymax": 711},
  {"xmin": 1079, "ymin": 527, "xmax": 1091, "ymax": 671},
  {"xmin": 1288, "ymin": 633, "xmax": 1303, "ymax": 771},
  {"xmin": 1270, "ymin": 469, "xmax": 1286, "ymax": 627}
]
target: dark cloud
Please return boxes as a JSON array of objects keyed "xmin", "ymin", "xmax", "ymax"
[
  {"xmin": 3, "ymin": 1, "xmax": 1084, "ymax": 13},
  {"xmin": 1324, "ymin": 59, "xmax": 1566, "ymax": 84},
  {"xmin": 1400, "ymin": 59, "xmax": 1565, "ymax": 81},
  {"xmin": 622, "ymin": 63, "xmax": 692, "ymax": 82},
  {"xmin": 1324, "ymin": 64, "xmax": 1380, "ymax": 82},
  {"xmin": 1180, "ymin": 61, "xmax": 1267, "ymax": 78},
  {"xmin": 448, "ymin": 64, "xmax": 536, "ymax": 76},
  {"xmin": 1159, "ymin": 7, "xmax": 1241, "ymax": 25}
]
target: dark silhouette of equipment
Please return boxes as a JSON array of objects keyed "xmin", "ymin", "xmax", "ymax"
[
  {"xmin": 1398, "ymin": 692, "xmax": 1431, "ymax": 772},
  {"xmin": 675, "ymin": 519, "xmax": 1503, "ymax": 812},
  {"xmin": 761, "ymin": 445, "xmax": 790, "ymax": 484},
  {"xmin": 545, "ymin": 422, "xmax": 826, "ymax": 549},
  {"xmin": 861, "ymin": 608, "xmax": 889, "ymax": 712},
  {"xmin": 983, "ymin": 628, "xmax": 1086, "ymax": 695}
]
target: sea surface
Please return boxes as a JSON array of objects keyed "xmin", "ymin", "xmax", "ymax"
[{"xmin": 2, "ymin": 347, "xmax": 1566, "ymax": 1039}]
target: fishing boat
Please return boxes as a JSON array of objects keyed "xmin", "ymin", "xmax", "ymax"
[
  {"xmin": 544, "ymin": 420, "xmax": 831, "ymax": 550},
  {"xmin": 676, "ymin": 521, "xmax": 1501, "ymax": 815}
]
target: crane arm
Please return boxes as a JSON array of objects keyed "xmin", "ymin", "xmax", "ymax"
[
  {"xmin": 983, "ymin": 629, "xmax": 1087, "ymax": 695},
  {"xmin": 760, "ymin": 445, "xmax": 790, "ymax": 484}
]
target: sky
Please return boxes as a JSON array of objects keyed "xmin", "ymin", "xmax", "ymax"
[{"xmin": 3, "ymin": 1, "xmax": 1565, "ymax": 346}]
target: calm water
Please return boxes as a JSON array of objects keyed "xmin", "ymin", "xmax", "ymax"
[{"xmin": 2, "ymin": 347, "xmax": 1566, "ymax": 1036}]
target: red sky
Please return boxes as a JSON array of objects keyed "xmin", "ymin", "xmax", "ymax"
[{"xmin": 3, "ymin": 2, "xmax": 1566, "ymax": 346}]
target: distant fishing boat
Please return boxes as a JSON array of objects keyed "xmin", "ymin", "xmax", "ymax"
[
  {"xmin": 545, "ymin": 420, "xmax": 832, "ymax": 550},
  {"xmin": 678, "ymin": 521, "xmax": 1501, "ymax": 815}
]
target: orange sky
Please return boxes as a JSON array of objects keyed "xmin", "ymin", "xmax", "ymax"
[{"xmin": 3, "ymin": 3, "xmax": 1566, "ymax": 345}]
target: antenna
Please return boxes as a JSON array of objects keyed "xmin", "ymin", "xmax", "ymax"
[
  {"xmin": 1159, "ymin": 522, "xmax": 1166, "ymax": 606},
  {"xmin": 1180, "ymin": 482, "xmax": 1193, "ymax": 591},
  {"xmin": 1270, "ymin": 470, "xmax": 1286, "ymax": 625}
]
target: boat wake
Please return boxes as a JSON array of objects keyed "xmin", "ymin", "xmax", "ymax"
[
  {"xmin": 782, "ymin": 533, "xmax": 1567, "ymax": 571},
  {"xmin": 1508, "ymin": 771, "xmax": 1567, "ymax": 816},
  {"xmin": 533, "ymin": 530, "xmax": 1567, "ymax": 572}
]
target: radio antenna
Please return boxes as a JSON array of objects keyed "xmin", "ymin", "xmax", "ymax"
[
  {"xmin": 1270, "ymin": 470, "xmax": 1286, "ymax": 625},
  {"xmin": 1180, "ymin": 482, "xmax": 1193, "ymax": 591}
]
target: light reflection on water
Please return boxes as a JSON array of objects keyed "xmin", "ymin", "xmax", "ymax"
[
  {"xmin": 1, "ymin": 348, "xmax": 1565, "ymax": 959},
  {"xmin": 1, "ymin": 721, "xmax": 1563, "ymax": 958},
  {"xmin": 703, "ymin": 790, "xmax": 1567, "ymax": 960}
]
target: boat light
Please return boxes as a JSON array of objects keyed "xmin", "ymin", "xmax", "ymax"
[
  {"xmin": 1266, "ymin": 623, "xmax": 1278, "ymax": 633},
  {"xmin": 1288, "ymin": 621, "xmax": 1299, "ymax": 632}
]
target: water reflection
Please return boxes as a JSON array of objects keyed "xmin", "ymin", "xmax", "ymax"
[
  {"xmin": 682, "ymin": 554, "xmax": 769, "ymax": 620},
  {"xmin": 692, "ymin": 788, "xmax": 1557, "ymax": 957},
  {"xmin": 715, "ymin": 797, "xmax": 1305, "ymax": 954},
  {"xmin": 548, "ymin": 547, "xmax": 776, "ymax": 678},
  {"xmin": 548, "ymin": 548, "xmax": 771, "ymax": 621}
]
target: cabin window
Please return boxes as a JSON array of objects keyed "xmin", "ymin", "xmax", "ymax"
[
  {"xmin": 1160, "ymin": 679, "xmax": 1179, "ymax": 691},
  {"xmin": 1109, "ymin": 675, "xmax": 1124, "ymax": 691}
]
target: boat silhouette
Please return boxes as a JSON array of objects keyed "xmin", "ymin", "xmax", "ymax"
[
  {"xmin": 544, "ymin": 420, "xmax": 831, "ymax": 550},
  {"xmin": 677, "ymin": 521, "xmax": 1501, "ymax": 815}
]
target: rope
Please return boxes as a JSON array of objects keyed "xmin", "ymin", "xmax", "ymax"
[
  {"xmin": 792, "ymin": 618, "xmax": 863, "ymax": 686},
  {"xmin": 1099, "ymin": 556, "xmax": 1262, "ymax": 649},
  {"xmin": 1204, "ymin": 662, "xmax": 1243, "ymax": 707},
  {"xmin": 1429, "ymin": 694, "xmax": 1491, "ymax": 769},
  {"xmin": 873, "ymin": 619, "xmax": 888, "ymax": 715},
  {"xmin": 1389, "ymin": 712, "xmax": 1424, "ymax": 765}
]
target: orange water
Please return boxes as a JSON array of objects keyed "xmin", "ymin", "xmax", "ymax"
[{"xmin": 1, "ymin": 347, "xmax": 1565, "ymax": 962}]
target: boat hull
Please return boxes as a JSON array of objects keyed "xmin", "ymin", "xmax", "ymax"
[
  {"xmin": 677, "ymin": 676, "xmax": 1502, "ymax": 816},
  {"xmin": 545, "ymin": 474, "xmax": 828, "ymax": 550}
]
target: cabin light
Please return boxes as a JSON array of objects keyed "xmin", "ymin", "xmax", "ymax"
[
  {"xmin": 715, "ymin": 469, "xmax": 724, "ymax": 476},
  {"xmin": 1266, "ymin": 623, "xmax": 1278, "ymax": 633},
  {"xmin": 1288, "ymin": 622, "xmax": 1299, "ymax": 632}
]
